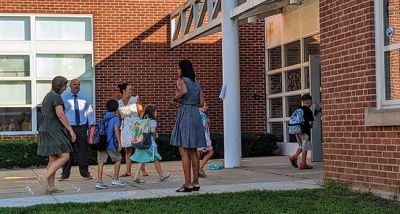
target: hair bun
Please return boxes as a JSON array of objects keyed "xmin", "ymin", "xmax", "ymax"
[{"xmin": 117, "ymin": 83, "xmax": 123, "ymax": 89}]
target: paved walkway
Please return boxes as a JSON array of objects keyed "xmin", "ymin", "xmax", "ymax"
[{"xmin": 0, "ymin": 156, "xmax": 323, "ymax": 207}]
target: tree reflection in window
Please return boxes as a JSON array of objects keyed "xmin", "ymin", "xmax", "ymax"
[
  {"xmin": 287, "ymin": 69, "xmax": 301, "ymax": 92},
  {"xmin": 270, "ymin": 74, "xmax": 282, "ymax": 94}
]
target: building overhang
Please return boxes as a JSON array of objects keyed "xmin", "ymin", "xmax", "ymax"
[{"xmin": 170, "ymin": 0, "xmax": 298, "ymax": 48}]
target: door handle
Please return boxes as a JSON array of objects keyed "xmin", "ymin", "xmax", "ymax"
[{"xmin": 311, "ymin": 104, "xmax": 322, "ymax": 116}]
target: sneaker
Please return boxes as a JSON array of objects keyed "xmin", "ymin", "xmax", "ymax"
[
  {"xmin": 299, "ymin": 163, "xmax": 313, "ymax": 170},
  {"xmin": 95, "ymin": 182, "xmax": 108, "ymax": 189},
  {"xmin": 111, "ymin": 178, "xmax": 126, "ymax": 186},
  {"xmin": 289, "ymin": 156, "xmax": 298, "ymax": 168},
  {"xmin": 160, "ymin": 172, "xmax": 171, "ymax": 181},
  {"xmin": 59, "ymin": 175, "xmax": 70, "ymax": 181},
  {"xmin": 132, "ymin": 177, "xmax": 145, "ymax": 183}
]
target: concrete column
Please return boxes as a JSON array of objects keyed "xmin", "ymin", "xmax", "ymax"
[{"xmin": 222, "ymin": 0, "xmax": 241, "ymax": 168}]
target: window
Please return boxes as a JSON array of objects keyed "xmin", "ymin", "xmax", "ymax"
[
  {"xmin": 375, "ymin": 0, "xmax": 400, "ymax": 108},
  {"xmin": 266, "ymin": 35, "xmax": 320, "ymax": 143},
  {"xmin": 36, "ymin": 17, "xmax": 92, "ymax": 41},
  {"xmin": 0, "ymin": 15, "xmax": 94, "ymax": 135},
  {"xmin": 0, "ymin": 16, "xmax": 30, "ymax": 40}
]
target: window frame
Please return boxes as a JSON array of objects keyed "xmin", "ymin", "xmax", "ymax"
[
  {"xmin": 374, "ymin": 0, "xmax": 400, "ymax": 109},
  {"xmin": 266, "ymin": 32, "xmax": 319, "ymax": 143},
  {"xmin": 0, "ymin": 14, "xmax": 95, "ymax": 135}
]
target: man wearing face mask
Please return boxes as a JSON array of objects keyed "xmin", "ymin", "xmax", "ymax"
[{"xmin": 60, "ymin": 79, "xmax": 94, "ymax": 180}]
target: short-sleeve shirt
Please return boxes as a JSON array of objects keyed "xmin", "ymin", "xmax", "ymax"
[
  {"xmin": 39, "ymin": 91, "xmax": 65, "ymax": 132},
  {"xmin": 301, "ymin": 106, "xmax": 314, "ymax": 136},
  {"xmin": 105, "ymin": 112, "xmax": 121, "ymax": 150},
  {"xmin": 150, "ymin": 119, "xmax": 157, "ymax": 147},
  {"xmin": 199, "ymin": 111, "xmax": 208, "ymax": 127}
]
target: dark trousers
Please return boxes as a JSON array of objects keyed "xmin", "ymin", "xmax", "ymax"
[{"xmin": 62, "ymin": 125, "xmax": 90, "ymax": 177}]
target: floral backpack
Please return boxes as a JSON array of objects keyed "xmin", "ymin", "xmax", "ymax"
[
  {"xmin": 88, "ymin": 114, "xmax": 115, "ymax": 151},
  {"xmin": 130, "ymin": 116, "xmax": 152, "ymax": 149},
  {"xmin": 288, "ymin": 108, "xmax": 304, "ymax": 135}
]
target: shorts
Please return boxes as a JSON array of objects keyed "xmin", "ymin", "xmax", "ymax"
[
  {"xmin": 197, "ymin": 145, "xmax": 213, "ymax": 153},
  {"xmin": 97, "ymin": 149, "xmax": 122, "ymax": 163},
  {"xmin": 296, "ymin": 134, "xmax": 312, "ymax": 151}
]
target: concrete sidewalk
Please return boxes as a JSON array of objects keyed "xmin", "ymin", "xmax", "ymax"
[{"xmin": 0, "ymin": 156, "xmax": 323, "ymax": 207}]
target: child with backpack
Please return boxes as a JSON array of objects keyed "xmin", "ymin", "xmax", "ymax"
[
  {"xmin": 131, "ymin": 105, "xmax": 171, "ymax": 183},
  {"xmin": 95, "ymin": 99, "xmax": 125, "ymax": 189},
  {"xmin": 288, "ymin": 94, "xmax": 314, "ymax": 170},
  {"xmin": 197, "ymin": 102, "xmax": 213, "ymax": 177}
]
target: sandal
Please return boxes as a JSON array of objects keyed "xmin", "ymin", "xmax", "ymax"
[
  {"xmin": 51, "ymin": 187, "xmax": 64, "ymax": 193},
  {"xmin": 37, "ymin": 176, "xmax": 52, "ymax": 194},
  {"xmin": 176, "ymin": 185, "xmax": 193, "ymax": 193},
  {"xmin": 120, "ymin": 173, "xmax": 131, "ymax": 177},
  {"xmin": 192, "ymin": 185, "xmax": 200, "ymax": 191}
]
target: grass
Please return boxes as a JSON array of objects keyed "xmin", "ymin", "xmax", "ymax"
[{"xmin": 1, "ymin": 184, "xmax": 399, "ymax": 214}]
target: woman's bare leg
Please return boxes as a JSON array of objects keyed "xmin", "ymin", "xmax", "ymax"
[
  {"xmin": 179, "ymin": 147, "xmax": 192, "ymax": 187},
  {"xmin": 47, "ymin": 155, "xmax": 57, "ymax": 188},
  {"xmin": 125, "ymin": 147, "xmax": 132, "ymax": 175},
  {"xmin": 189, "ymin": 149, "xmax": 200, "ymax": 186},
  {"xmin": 46, "ymin": 153, "xmax": 69, "ymax": 188}
]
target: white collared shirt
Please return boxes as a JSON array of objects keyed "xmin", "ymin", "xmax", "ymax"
[{"xmin": 62, "ymin": 91, "xmax": 94, "ymax": 126}]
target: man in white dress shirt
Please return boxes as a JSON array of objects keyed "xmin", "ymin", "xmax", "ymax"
[{"xmin": 60, "ymin": 79, "xmax": 94, "ymax": 180}]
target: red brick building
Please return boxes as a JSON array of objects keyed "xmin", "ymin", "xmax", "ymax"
[
  {"xmin": 321, "ymin": 0, "xmax": 400, "ymax": 194},
  {"xmin": 0, "ymin": 0, "xmax": 399, "ymax": 195},
  {"xmin": 0, "ymin": 0, "xmax": 265, "ymax": 135}
]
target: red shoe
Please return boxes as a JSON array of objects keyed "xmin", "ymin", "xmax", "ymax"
[
  {"xmin": 299, "ymin": 163, "xmax": 313, "ymax": 170},
  {"xmin": 289, "ymin": 156, "xmax": 298, "ymax": 168}
]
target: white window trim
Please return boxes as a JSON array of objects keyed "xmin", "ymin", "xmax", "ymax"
[
  {"xmin": 0, "ymin": 14, "xmax": 95, "ymax": 136},
  {"xmin": 374, "ymin": 0, "xmax": 400, "ymax": 109}
]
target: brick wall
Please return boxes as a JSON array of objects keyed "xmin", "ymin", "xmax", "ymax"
[
  {"xmin": 320, "ymin": 0, "xmax": 400, "ymax": 193},
  {"xmin": 0, "ymin": 0, "xmax": 266, "ymax": 134}
]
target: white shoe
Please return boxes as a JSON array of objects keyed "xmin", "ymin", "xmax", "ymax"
[
  {"xmin": 95, "ymin": 182, "xmax": 108, "ymax": 189},
  {"xmin": 133, "ymin": 177, "xmax": 145, "ymax": 183},
  {"xmin": 111, "ymin": 178, "xmax": 125, "ymax": 186},
  {"xmin": 160, "ymin": 172, "xmax": 171, "ymax": 181}
]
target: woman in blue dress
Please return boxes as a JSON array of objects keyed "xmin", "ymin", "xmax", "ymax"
[{"xmin": 170, "ymin": 60, "xmax": 206, "ymax": 192}]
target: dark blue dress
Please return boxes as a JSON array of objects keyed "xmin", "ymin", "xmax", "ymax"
[{"xmin": 170, "ymin": 77, "xmax": 206, "ymax": 148}]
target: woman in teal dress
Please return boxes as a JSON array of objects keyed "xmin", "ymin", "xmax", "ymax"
[{"xmin": 37, "ymin": 76, "xmax": 76, "ymax": 194}]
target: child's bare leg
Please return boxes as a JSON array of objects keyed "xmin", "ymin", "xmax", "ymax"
[
  {"xmin": 134, "ymin": 163, "xmax": 143, "ymax": 179},
  {"xmin": 200, "ymin": 150, "xmax": 214, "ymax": 169},
  {"xmin": 141, "ymin": 164, "xmax": 148, "ymax": 176},
  {"xmin": 154, "ymin": 160, "xmax": 164, "ymax": 177},
  {"xmin": 294, "ymin": 148, "xmax": 303, "ymax": 157},
  {"xmin": 113, "ymin": 160, "xmax": 121, "ymax": 180},
  {"xmin": 301, "ymin": 151, "xmax": 308, "ymax": 165},
  {"xmin": 97, "ymin": 163, "xmax": 104, "ymax": 182}
]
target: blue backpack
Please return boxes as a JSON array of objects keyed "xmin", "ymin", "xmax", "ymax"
[
  {"xmin": 88, "ymin": 114, "xmax": 115, "ymax": 151},
  {"xmin": 288, "ymin": 108, "xmax": 304, "ymax": 135}
]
